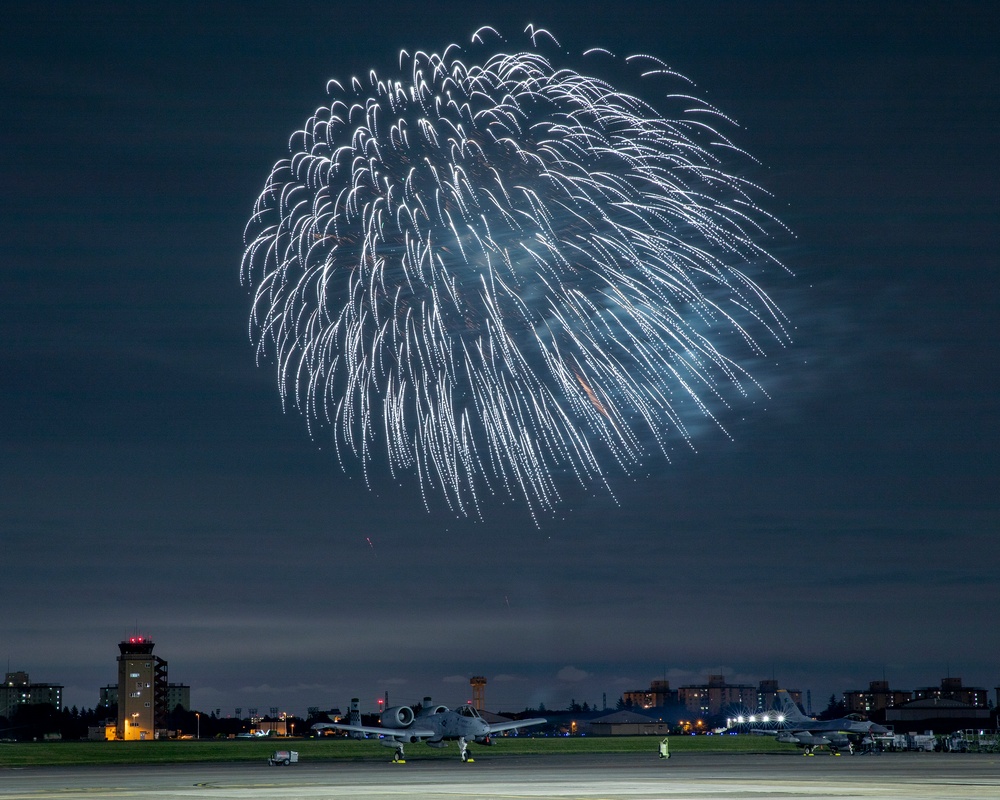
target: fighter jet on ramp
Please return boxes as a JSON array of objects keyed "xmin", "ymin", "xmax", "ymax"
[
  {"xmin": 766, "ymin": 690, "xmax": 890, "ymax": 755},
  {"xmin": 312, "ymin": 700, "xmax": 546, "ymax": 762}
]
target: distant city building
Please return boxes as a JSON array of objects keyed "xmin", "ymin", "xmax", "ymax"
[
  {"xmin": 622, "ymin": 680, "xmax": 677, "ymax": 709},
  {"xmin": 166, "ymin": 683, "xmax": 191, "ymax": 712},
  {"xmin": 756, "ymin": 680, "xmax": 803, "ymax": 713},
  {"xmin": 844, "ymin": 680, "xmax": 912, "ymax": 714},
  {"xmin": 912, "ymin": 677, "xmax": 988, "ymax": 708},
  {"xmin": 0, "ymin": 671, "xmax": 63, "ymax": 719},
  {"xmin": 678, "ymin": 675, "xmax": 756, "ymax": 717},
  {"xmin": 114, "ymin": 636, "xmax": 168, "ymax": 740},
  {"xmin": 99, "ymin": 684, "xmax": 118, "ymax": 709},
  {"xmin": 101, "ymin": 680, "xmax": 189, "ymax": 716}
]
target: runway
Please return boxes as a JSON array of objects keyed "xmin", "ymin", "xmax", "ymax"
[{"xmin": 2, "ymin": 752, "xmax": 998, "ymax": 799}]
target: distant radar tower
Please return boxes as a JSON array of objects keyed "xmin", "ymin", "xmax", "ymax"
[{"xmin": 470, "ymin": 676, "xmax": 487, "ymax": 710}]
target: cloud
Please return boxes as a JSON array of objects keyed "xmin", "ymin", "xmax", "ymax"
[
  {"xmin": 234, "ymin": 682, "xmax": 334, "ymax": 696},
  {"xmin": 556, "ymin": 665, "xmax": 590, "ymax": 682}
]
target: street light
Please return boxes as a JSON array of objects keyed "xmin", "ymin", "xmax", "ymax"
[{"xmin": 196, "ymin": 712, "xmax": 201, "ymax": 740}]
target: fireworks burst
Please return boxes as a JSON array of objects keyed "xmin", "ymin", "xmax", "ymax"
[{"xmin": 242, "ymin": 26, "xmax": 791, "ymax": 520}]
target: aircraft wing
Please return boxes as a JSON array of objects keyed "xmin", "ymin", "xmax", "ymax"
[
  {"xmin": 312, "ymin": 722, "xmax": 437, "ymax": 738},
  {"xmin": 486, "ymin": 717, "xmax": 546, "ymax": 734}
]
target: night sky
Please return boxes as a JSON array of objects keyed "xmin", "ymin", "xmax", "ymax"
[{"xmin": 3, "ymin": 1, "xmax": 997, "ymax": 717}]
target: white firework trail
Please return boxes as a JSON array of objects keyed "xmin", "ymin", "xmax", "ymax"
[{"xmin": 242, "ymin": 26, "xmax": 791, "ymax": 521}]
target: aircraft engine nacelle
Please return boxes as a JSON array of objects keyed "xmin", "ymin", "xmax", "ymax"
[
  {"xmin": 378, "ymin": 733, "xmax": 422, "ymax": 746},
  {"xmin": 418, "ymin": 704, "xmax": 449, "ymax": 717},
  {"xmin": 778, "ymin": 732, "xmax": 831, "ymax": 748},
  {"xmin": 380, "ymin": 705, "xmax": 415, "ymax": 728}
]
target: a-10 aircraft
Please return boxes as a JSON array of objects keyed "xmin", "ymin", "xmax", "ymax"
[
  {"xmin": 312, "ymin": 699, "xmax": 546, "ymax": 762},
  {"xmin": 766, "ymin": 690, "xmax": 890, "ymax": 755}
]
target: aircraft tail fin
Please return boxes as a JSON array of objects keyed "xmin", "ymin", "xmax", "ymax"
[{"xmin": 775, "ymin": 690, "xmax": 809, "ymax": 722}]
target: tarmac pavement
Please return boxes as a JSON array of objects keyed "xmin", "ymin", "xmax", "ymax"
[{"xmin": 1, "ymin": 751, "xmax": 998, "ymax": 799}]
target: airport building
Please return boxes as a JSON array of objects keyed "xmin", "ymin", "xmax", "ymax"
[
  {"xmin": 0, "ymin": 671, "xmax": 63, "ymax": 719},
  {"xmin": 470, "ymin": 676, "xmax": 487, "ymax": 710},
  {"xmin": 589, "ymin": 709, "xmax": 673, "ymax": 736},
  {"xmin": 885, "ymin": 697, "xmax": 991, "ymax": 733},
  {"xmin": 114, "ymin": 636, "xmax": 168, "ymax": 740}
]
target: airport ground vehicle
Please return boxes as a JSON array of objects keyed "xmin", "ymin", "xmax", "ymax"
[{"xmin": 267, "ymin": 750, "xmax": 298, "ymax": 765}]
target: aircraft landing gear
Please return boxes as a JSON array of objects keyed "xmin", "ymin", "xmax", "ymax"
[
  {"xmin": 392, "ymin": 746, "xmax": 406, "ymax": 764},
  {"xmin": 458, "ymin": 737, "xmax": 474, "ymax": 763}
]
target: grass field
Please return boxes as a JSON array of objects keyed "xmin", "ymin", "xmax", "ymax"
[{"xmin": 0, "ymin": 735, "xmax": 792, "ymax": 767}]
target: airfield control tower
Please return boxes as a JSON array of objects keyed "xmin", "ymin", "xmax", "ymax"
[{"xmin": 116, "ymin": 636, "xmax": 167, "ymax": 740}]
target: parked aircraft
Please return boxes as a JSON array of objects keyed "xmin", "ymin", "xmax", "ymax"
[
  {"xmin": 312, "ymin": 700, "xmax": 546, "ymax": 762},
  {"xmin": 767, "ymin": 690, "xmax": 890, "ymax": 755}
]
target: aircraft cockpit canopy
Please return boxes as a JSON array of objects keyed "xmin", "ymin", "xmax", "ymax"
[{"xmin": 458, "ymin": 705, "xmax": 482, "ymax": 718}]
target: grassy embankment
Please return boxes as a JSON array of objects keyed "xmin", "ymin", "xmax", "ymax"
[{"xmin": 0, "ymin": 735, "xmax": 791, "ymax": 767}]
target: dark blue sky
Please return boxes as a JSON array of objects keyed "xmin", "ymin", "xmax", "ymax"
[{"xmin": 2, "ymin": 1, "xmax": 997, "ymax": 716}]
